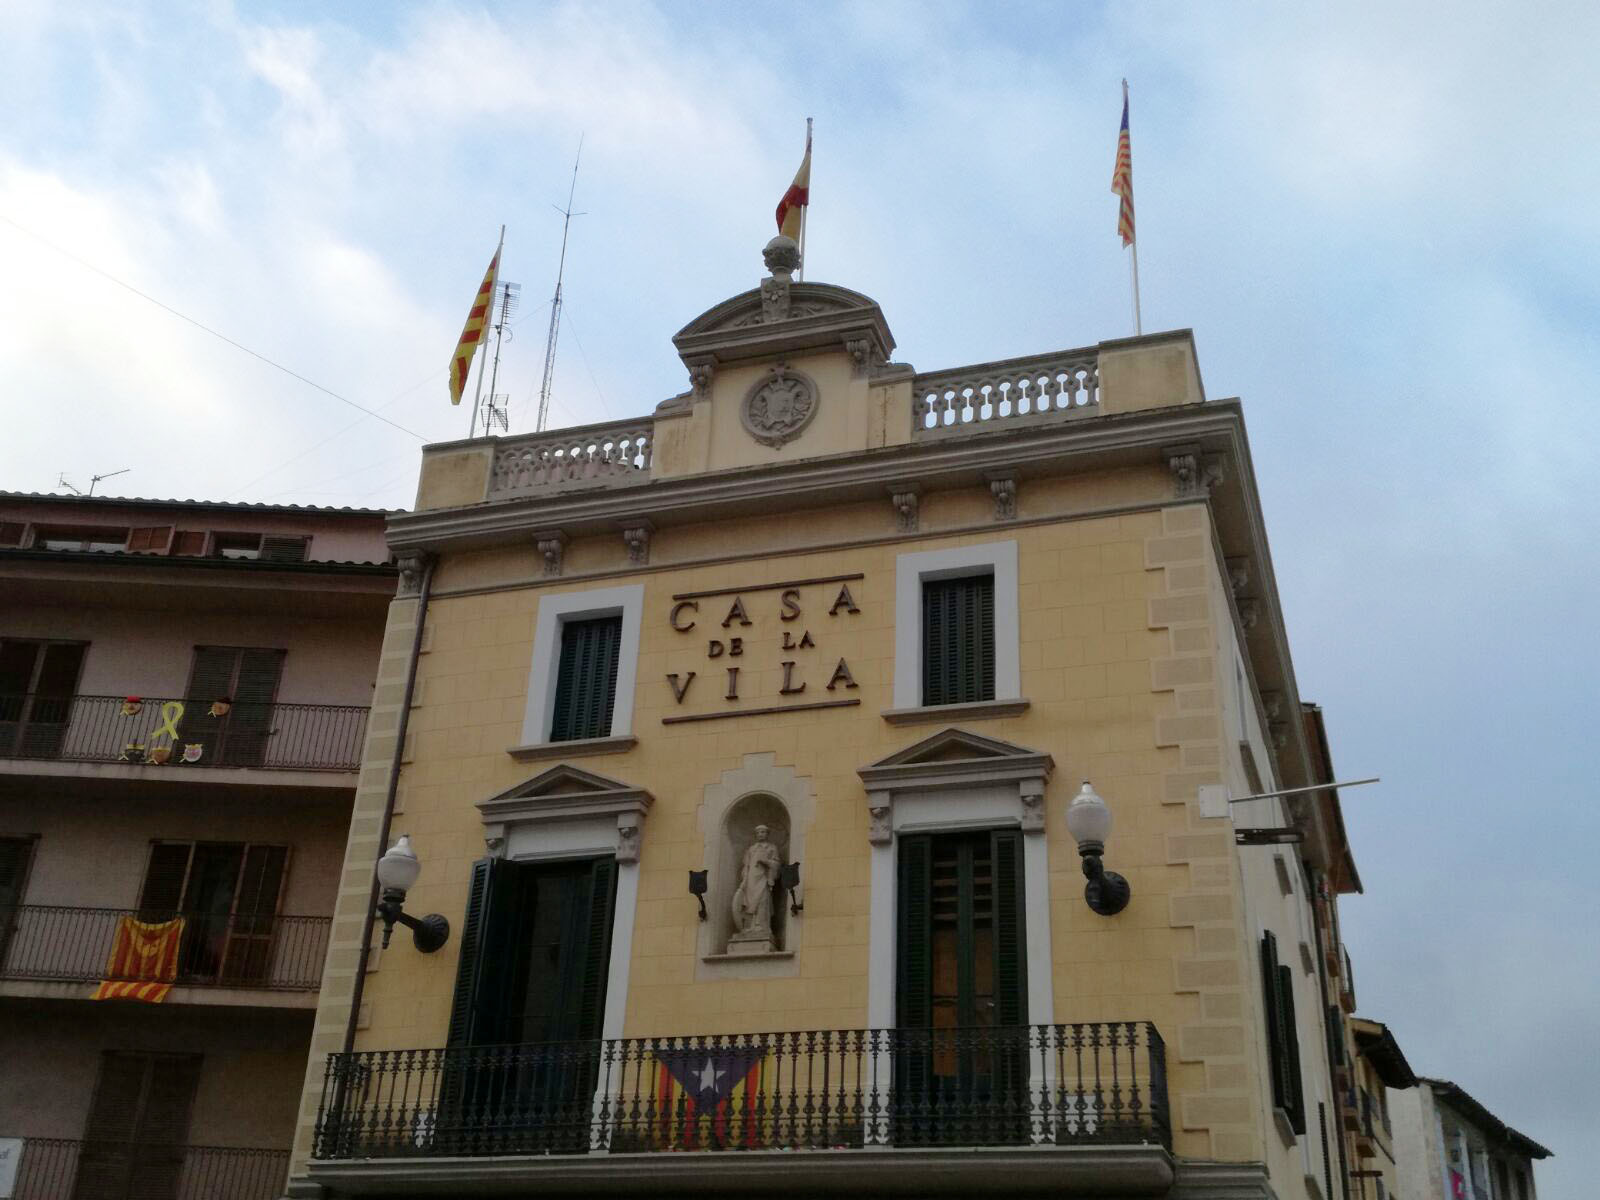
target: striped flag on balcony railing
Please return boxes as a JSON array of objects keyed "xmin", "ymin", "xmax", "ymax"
[
  {"xmin": 651, "ymin": 1044, "xmax": 765, "ymax": 1149},
  {"xmin": 90, "ymin": 915, "xmax": 185, "ymax": 1002}
]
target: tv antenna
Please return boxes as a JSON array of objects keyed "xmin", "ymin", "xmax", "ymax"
[
  {"xmin": 58, "ymin": 468, "xmax": 130, "ymax": 496},
  {"xmin": 535, "ymin": 136, "xmax": 585, "ymax": 433},
  {"xmin": 476, "ymin": 279, "xmax": 520, "ymax": 437}
]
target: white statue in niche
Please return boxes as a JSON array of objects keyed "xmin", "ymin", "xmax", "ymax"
[{"xmin": 728, "ymin": 824, "xmax": 782, "ymax": 954}]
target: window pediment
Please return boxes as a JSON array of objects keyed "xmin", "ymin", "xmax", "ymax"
[
  {"xmin": 477, "ymin": 764, "xmax": 653, "ymax": 862},
  {"xmin": 857, "ymin": 727, "xmax": 1053, "ymax": 844}
]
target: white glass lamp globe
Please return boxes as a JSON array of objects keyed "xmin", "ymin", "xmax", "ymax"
[
  {"xmin": 1065, "ymin": 780, "xmax": 1113, "ymax": 847},
  {"xmin": 377, "ymin": 834, "xmax": 422, "ymax": 892}
]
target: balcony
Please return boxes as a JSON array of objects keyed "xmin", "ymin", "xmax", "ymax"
[
  {"xmin": 6, "ymin": 1137, "xmax": 288, "ymax": 1200},
  {"xmin": 309, "ymin": 1023, "xmax": 1173, "ymax": 1195},
  {"xmin": 0, "ymin": 905, "xmax": 330, "ymax": 997},
  {"xmin": 0, "ymin": 692, "xmax": 367, "ymax": 774}
]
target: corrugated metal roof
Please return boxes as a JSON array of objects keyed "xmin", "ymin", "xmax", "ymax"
[{"xmin": 0, "ymin": 491, "xmax": 404, "ymax": 516}]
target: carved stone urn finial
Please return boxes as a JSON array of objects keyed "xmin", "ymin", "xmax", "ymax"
[{"xmin": 763, "ymin": 235, "xmax": 801, "ymax": 280}]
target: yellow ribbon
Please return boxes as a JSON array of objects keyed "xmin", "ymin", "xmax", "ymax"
[{"xmin": 149, "ymin": 701, "xmax": 184, "ymax": 744}]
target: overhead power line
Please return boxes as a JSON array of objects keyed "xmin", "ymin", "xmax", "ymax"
[{"xmin": 0, "ymin": 213, "xmax": 427, "ymax": 441}]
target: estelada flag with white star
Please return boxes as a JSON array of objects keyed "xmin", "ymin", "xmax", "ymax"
[
  {"xmin": 650, "ymin": 1044, "xmax": 767, "ymax": 1149},
  {"xmin": 448, "ymin": 233, "xmax": 502, "ymax": 406},
  {"xmin": 775, "ymin": 122, "xmax": 812, "ymax": 241}
]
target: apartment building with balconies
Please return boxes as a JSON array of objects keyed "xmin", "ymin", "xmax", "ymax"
[
  {"xmin": 286, "ymin": 239, "xmax": 1388, "ymax": 1199},
  {"xmin": 0, "ymin": 493, "xmax": 394, "ymax": 1199}
]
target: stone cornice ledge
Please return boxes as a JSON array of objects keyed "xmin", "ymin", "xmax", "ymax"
[
  {"xmin": 506, "ymin": 734, "xmax": 637, "ymax": 762},
  {"xmin": 881, "ymin": 698, "xmax": 1031, "ymax": 726},
  {"xmin": 387, "ymin": 403, "xmax": 1240, "ymax": 554},
  {"xmin": 303, "ymin": 1144, "xmax": 1175, "ymax": 1195},
  {"xmin": 1167, "ymin": 1160, "xmax": 1277, "ymax": 1199}
]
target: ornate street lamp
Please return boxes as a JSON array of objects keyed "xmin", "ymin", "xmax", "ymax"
[
  {"xmin": 375, "ymin": 834, "xmax": 450, "ymax": 952},
  {"xmin": 1065, "ymin": 780, "xmax": 1131, "ymax": 917}
]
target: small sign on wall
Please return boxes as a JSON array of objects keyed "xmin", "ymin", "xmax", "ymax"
[{"xmin": 0, "ymin": 1137, "xmax": 21, "ymax": 1199}]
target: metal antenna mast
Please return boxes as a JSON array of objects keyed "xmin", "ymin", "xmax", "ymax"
[
  {"xmin": 536, "ymin": 137, "xmax": 585, "ymax": 433},
  {"xmin": 478, "ymin": 279, "xmax": 520, "ymax": 435},
  {"xmin": 58, "ymin": 468, "xmax": 130, "ymax": 496}
]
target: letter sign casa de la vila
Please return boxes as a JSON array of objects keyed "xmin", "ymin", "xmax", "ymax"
[{"xmin": 662, "ymin": 576, "xmax": 861, "ymax": 723}]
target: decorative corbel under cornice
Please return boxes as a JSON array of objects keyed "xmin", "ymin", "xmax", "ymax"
[
  {"xmin": 1261, "ymin": 691, "xmax": 1285, "ymax": 722},
  {"xmin": 890, "ymin": 486, "xmax": 920, "ymax": 533},
  {"xmin": 533, "ymin": 531, "xmax": 568, "ymax": 577},
  {"xmin": 1226, "ymin": 557, "xmax": 1251, "ymax": 597},
  {"xmin": 1238, "ymin": 598, "xmax": 1261, "ymax": 631},
  {"xmin": 1166, "ymin": 443, "xmax": 1226, "ymax": 499},
  {"xmin": 986, "ymin": 473, "xmax": 1018, "ymax": 522},
  {"xmin": 393, "ymin": 551, "xmax": 433, "ymax": 597},
  {"xmin": 687, "ymin": 359, "xmax": 716, "ymax": 399},
  {"xmin": 621, "ymin": 519, "xmax": 653, "ymax": 566}
]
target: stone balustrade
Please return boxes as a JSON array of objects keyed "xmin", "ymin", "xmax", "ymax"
[
  {"xmin": 911, "ymin": 348, "xmax": 1099, "ymax": 436},
  {"xmin": 488, "ymin": 419, "xmax": 655, "ymax": 500}
]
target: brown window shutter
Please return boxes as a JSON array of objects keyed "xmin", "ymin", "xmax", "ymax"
[
  {"xmin": 138, "ymin": 843, "xmax": 193, "ymax": 915},
  {"xmin": 0, "ymin": 522, "xmax": 26, "ymax": 547},
  {"xmin": 171, "ymin": 531, "xmax": 208, "ymax": 556},
  {"xmin": 125, "ymin": 526, "xmax": 174, "ymax": 553},
  {"xmin": 259, "ymin": 535, "xmax": 309, "ymax": 562}
]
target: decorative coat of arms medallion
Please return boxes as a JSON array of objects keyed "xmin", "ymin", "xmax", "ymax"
[{"xmin": 741, "ymin": 367, "xmax": 818, "ymax": 448}]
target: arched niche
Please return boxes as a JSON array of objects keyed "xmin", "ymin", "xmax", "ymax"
[
  {"xmin": 695, "ymin": 752, "xmax": 814, "ymax": 980},
  {"xmin": 715, "ymin": 792, "xmax": 792, "ymax": 954}
]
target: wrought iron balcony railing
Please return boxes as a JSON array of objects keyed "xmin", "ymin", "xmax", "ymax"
[
  {"xmin": 6, "ymin": 1138, "xmax": 288, "ymax": 1200},
  {"xmin": 314, "ymin": 1023, "xmax": 1169, "ymax": 1160},
  {"xmin": 0, "ymin": 905, "xmax": 330, "ymax": 992},
  {"xmin": 0, "ymin": 692, "xmax": 368, "ymax": 771}
]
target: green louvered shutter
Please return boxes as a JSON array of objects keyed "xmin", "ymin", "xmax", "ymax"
[
  {"xmin": 990, "ymin": 829, "xmax": 1028, "ymax": 1028},
  {"xmin": 1260, "ymin": 932, "xmax": 1286, "ymax": 1110},
  {"xmin": 896, "ymin": 834, "xmax": 934, "ymax": 1029},
  {"xmin": 575, "ymin": 858, "xmax": 618, "ymax": 1043},
  {"xmin": 447, "ymin": 857, "xmax": 524, "ymax": 1048},
  {"xmin": 550, "ymin": 616, "xmax": 622, "ymax": 742},
  {"xmin": 1277, "ymin": 963, "xmax": 1306, "ymax": 1134},
  {"xmin": 921, "ymin": 575, "xmax": 995, "ymax": 706}
]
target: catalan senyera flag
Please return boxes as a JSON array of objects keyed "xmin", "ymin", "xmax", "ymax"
[
  {"xmin": 1111, "ymin": 84, "xmax": 1135, "ymax": 247},
  {"xmin": 775, "ymin": 123, "xmax": 812, "ymax": 241},
  {"xmin": 449, "ymin": 239, "xmax": 502, "ymax": 407},
  {"xmin": 648, "ymin": 1044, "xmax": 766, "ymax": 1149},
  {"xmin": 91, "ymin": 915, "xmax": 185, "ymax": 1003}
]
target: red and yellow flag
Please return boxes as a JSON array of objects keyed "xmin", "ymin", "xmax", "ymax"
[
  {"xmin": 775, "ymin": 123, "xmax": 812, "ymax": 241},
  {"xmin": 91, "ymin": 915, "xmax": 185, "ymax": 1003},
  {"xmin": 1111, "ymin": 84, "xmax": 1135, "ymax": 247},
  {"xmin": 449, "ymin": 237, "xmax": 502, "ymax": 407}
]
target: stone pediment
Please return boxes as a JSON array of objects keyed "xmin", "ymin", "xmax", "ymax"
[
  {"xmin": 858, "ymin": 727, "xmax": 1054, "ymax": 792},
  {"xmin": 673, "ymin": 280, "xmax": 896, "ymax": 377},
  {"xmin": 858, "ymin": 728, "xmax": 1055, "ymax": 841},
  {"xmin": 477, "ymin": 764, "xmax": 653, "ymax": 860}
]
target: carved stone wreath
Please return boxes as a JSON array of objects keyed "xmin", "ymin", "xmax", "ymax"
[{"xmin": 741, "ymin": 367, "xmax": 819, "ymax": 448}]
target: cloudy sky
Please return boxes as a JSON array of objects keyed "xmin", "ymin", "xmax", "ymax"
[{"xmin": 3, "ymin": 0, "xmax": 1596, "ymax": 1190}]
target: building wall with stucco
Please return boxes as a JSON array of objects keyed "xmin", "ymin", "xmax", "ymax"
[{"xmin": 288, "ymin": 261, "xmax": 1362, "ymax": 1200}]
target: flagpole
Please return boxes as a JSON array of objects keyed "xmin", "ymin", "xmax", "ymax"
[
  {"xmin": 1123, "ymin": 81, "xmax": 1142, "ymax": 336},
  {"xmin": 1130, "ymin": 236, "xmax": 1142, "ymax": 337},
  {"xmin": 469, "ymin": 225, "xmax": 506, "ymax": 438},
  {"xmin": 798, "ymin": 117, "xmax": 812, "ymax": 282}
]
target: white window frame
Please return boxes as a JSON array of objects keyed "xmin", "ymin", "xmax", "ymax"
[
  {"xmin": 520, "ymin": 584, "xmax": 644, "ymax": 746},
  {"xmin": 893, "ymin": 540, "xmax": 1020, "ymax": 710}
]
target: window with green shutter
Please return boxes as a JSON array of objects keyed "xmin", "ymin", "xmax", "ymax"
[
  {"xmin": 921, "ymin": 574, "xmax": 995, "ymax": 706},
  {"xmin": 550, "ymin": 616, "xmax": 622, "ymax": 742},
  {"xmin": 1259, "ymin": 930, "xmax": 1306, "ymax": 1134}
]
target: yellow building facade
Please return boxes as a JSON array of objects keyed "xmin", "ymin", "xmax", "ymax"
[{"xmin": 287, "ymin": 240, "xmax": 1370, "ymax": 1199}]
